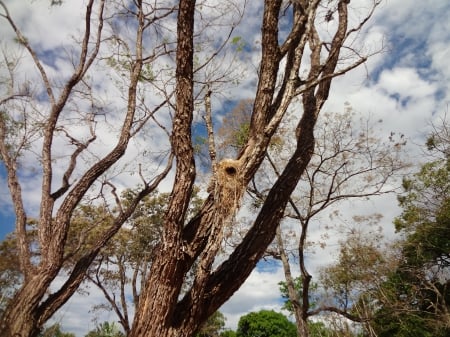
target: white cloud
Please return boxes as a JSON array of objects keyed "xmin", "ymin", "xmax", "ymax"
[{"xmin": 377, "ymin": 67, "xmax": 437, "ymax": 100}]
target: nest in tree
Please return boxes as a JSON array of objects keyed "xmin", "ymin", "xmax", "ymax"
[{"xmin": 215, "ymin": 159, "xmax": 243, "ymax": 216}]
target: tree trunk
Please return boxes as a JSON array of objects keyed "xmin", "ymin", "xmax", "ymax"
[
  {"xmin": 276, "ymin": 226, "xmax": 309, "ymax": 337},
  {"xmin": 0, "ymin": 269, "xmax": 57, "ymax": 337},
  {"xmin": 129, "ymin": 1, "xmax": 360, "ymax": 336}
]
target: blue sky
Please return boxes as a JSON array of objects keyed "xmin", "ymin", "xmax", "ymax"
[
  {"xmin": 0, "ymin": 164, "xmax": 15, "ymax": 239},
  {"xmin": 1, "ymin": 0, "xmax": 450, "ymax": 335}
]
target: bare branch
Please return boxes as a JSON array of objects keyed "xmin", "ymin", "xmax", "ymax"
[{"xmin": 308, "ymin": 306, "xmax": 370, "ymax": 323}]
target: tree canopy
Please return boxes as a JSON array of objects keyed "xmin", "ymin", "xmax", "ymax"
[
  {"xmin": 369, "ymin": 120, "xmax": 450, "ymax": 336},
  {"xmin": 236, "ymin": 310, "xmax": 297, "ymax": 337}
]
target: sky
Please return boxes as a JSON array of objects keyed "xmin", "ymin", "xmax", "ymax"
[{"xmin": 1, "ymin": 0, "xmax": 450, "ymax": 335}]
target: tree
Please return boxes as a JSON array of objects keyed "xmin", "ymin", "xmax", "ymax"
[
  {"xmin": 80, "ymin": 190, "xmax": 168, "ymax": 334},
  {"xmin": 306, "ymin": 322, "xmax": 333, "ymax": 337},
  {"xmin": 0, "ymin": 190, "xmax": 169, "ymax": 335},
  {"xmin": 318, "ymin": 226, "xmax": 396, "ymax": 337},
  {"xmin": 236, "ymin": 310, "xmax": 297, "ymax": 337},
  {"xmin": 216, "ymin": 99, "xmax": 254, "ymax": 158},
  {"xmin": 0, "ymin": 1, "xmax": 380, "ymax": 336},
  {"xmin": 237, "ymin": 108, "xmax": 406, "ymax": 336},
  {"xmin": 368, "ymin": 118, "xmax": 450, "ymax": 337},
  {"xmin": 76, "ymin": 188, "xmax": 203, "ymax": 334}
]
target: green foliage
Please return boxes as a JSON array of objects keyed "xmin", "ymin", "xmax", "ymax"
[
  {"xmin": 426, "ymin": 135, "xmax": 437, "ymax": 151},
  {"xmin": 308, "ymin": 321, "xmax": 333, "ymax": 337},
  {"xmin": 220, "ymin": 330, "xmax": 237, "ymax": 337},
  {"xmin": 394, "ymin": 157, "xmax": 450, "ymax": 269},
  {"xmin": 139, "ymin": 64, "xmax": 155, "ymax": 82},
  {"xmin": 278, "ymin": 276, "xmax": 319, "ymax": 313},
  {"xmin": 0, "ymin": 220, "xmax": 40, "ymax": 314},
  {"xmin": 230, "ymin": 36, "xmax": 246, "ymax": 52},
  {"xmin": 0, "ymin": 233, "xmax": 22, "ymax": 314},
  {"xmin": 84, "ymin": 322, "xmax": 124, "ymax": 337},
  {"xmin": 319, "ymin": 227, "xmax": 389, "ymax": 315},
  {"xmin": 71, "ymin": 188, "xmax": 203, "ymax": 329},
  {"xmin": 196, "ymin": 311, "xmax": 226, "ymax": 337},
  {"xmin": 193, "ymin": 135, "xmax": 208, "ymax": 155},
  {"xmin": 236, "ymin": 310, "xmax": 297, "ymax": 337},
  {"xmin": 67, "ymin": 188, "xmax": 179, "ymax": 266},
  {"xmin": 370, "ymin": 124, "xmax": 450, "ymax": 336},
  {"xmin": 0, "ymin": 110, "xmax": 31, "ymax": 159},
  {"xmin": 371, "ymin": 304, "xmax": 443, "ymax": 337},
  {"xmin": 216, "ymin": 98, "xmax": 286, "ymax": 158},
  {"xmin": 38, "ymin": 324, "xmax": 75, "ymax": 337},
  {"xmin": 234, "ymin": 122, "xmax": 250, "ymax": 149}
]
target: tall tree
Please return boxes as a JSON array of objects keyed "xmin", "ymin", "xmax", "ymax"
[
  {"xmin": 0, "ymin": 1, "xmax": 380, "ymax": 336},
  {"xmin": 318, "ymin": 226, "xmax": 396, "ymax": 336},
  {"xmin": 238, "ymin": 108, "xmax": 406, "ymax": 337},
  {"xmin": 368, "ymin": 118, "xmax": 450, "ymax": 337}
]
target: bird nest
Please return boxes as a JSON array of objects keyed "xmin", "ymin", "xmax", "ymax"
[{"xmin": 215, "ymin": 158, "xmax": 243, "ymax": 216}]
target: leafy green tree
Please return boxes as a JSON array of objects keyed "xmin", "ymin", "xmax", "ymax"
[
  {"xmin": 84, "ymin": 188, "xmax": 203, "ymax": 334},
  {"xmin": 82, "ymin": 190, "xmax": 169, "ymax": 334},
  {"xmin": 395, "ymin": 161, "xmax": 450, "ymax": 270},
  {"xmin": 216, "ymin": 99, "xmax": 253, "ymax": 158},
  {"xmin": 0, "ymin": 221, "xmax": 41, "ymax": 316},
  {"xmin": 236, "ymin": 310, "xmax": 297, "ymax": 337},
  {"xmin": 318, "ymin": 226, "xmax": 395, "ymax": 336},
  {"xmin": 369, "ymin": 120, "xmax": 450, "ymax": 337},
  {"xmin": 220, "ymin": 330, "xmax": 237, "ymax": 337}
]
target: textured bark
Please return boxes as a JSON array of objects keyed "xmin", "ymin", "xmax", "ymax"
[
  {"xmin": 128, "ymin": 0, "xmax": 197, "ymax": 336},
  {"xmin": 276, "ymin": 226, "xmax": 309, "ymax": 337},
  {"xmin": 129, "ymin": 1, "xmax": 376, "ymax": 337},
  {"xmin": 0, "ymin": 1, "xmax": 167, "ymax": 336},
  {"xmin": 0, "ymin": 0, "xmax": 377, "ymax": 336}
]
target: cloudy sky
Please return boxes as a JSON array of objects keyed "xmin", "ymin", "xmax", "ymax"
[{"xmin": 1, "ymin": 0, "xmax": 450, "ymax": 335}]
